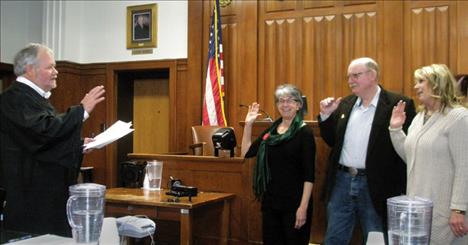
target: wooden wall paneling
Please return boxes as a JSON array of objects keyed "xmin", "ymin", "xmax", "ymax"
[
  {"xmin": 0, "ymin": 62, "xmax": 15, "ymax": 90},
  {"xmin": 304, "ymin": 1, "xmax": 335, "ymax": 10},
  {"xmin": 341, "ymin": 9, "xmax": 378, "ymax": 62},
  {"xmin": 342, "ymin": 0, "xmax": 376, "ymax": 6},
  {"xmin": 448, "ymin": 3, "xmax": 458, "ymax": 74},
  {"xmin": 175, "ymin": 60, "xmax": 191, "ymax": 152},
  {"xmin": 380, "ymin": 1, "xmax": 404, "ymax": 93},
  {"xmin": 219, "ymin": 0, "xmax": 236, "ymax": 16},
  {"xmin": 264, "ymin": 0, "xmax": 296, "ymax": 13},
  {"xmin": 260, "ymin": 18, "xmax": 301, "ymax": 119},
  {"xmin": 200, "ymin": 0, "xmax": 212, "ymax": 129},
  {"xmin": 236, "ymin": 1, "xmax": 258, "ymax": 145},
  {"xmin": 79, "ymin": 64, "xmax": 107, "ymax": 185},
  {"xmin": 403, "ymin": 1, "xmax": 455, "ymax": 97},
  {"xmin": 457, "ymin": 1, "xmax": 468, "ymax": 74},
  {"xmin": 51, "ymin": 62, "xmax": 81, "ymax": 112},
  {"xmin": 302, "ymin": 14, "xmax": 339, "ymax": 119},
  {"xmin": 175, "ymin": 59, "xmax": 189, "ymax": 152},
  {"xmin": 341, "ymin": 4, "xmax": 378, "ymax": 98},
  {"xmin": 260, "ymin": 20, "xmax": 274, "ymax": 116},
  {"xmin": 186, "ymin": 1, "xmax": 204, "ymax": 152},
  {"xmin": 50, "ymin": 62, "xmax": 107, "ymax": 185},
  {"xmin": 221, "ymin": 20, "xmax": 240, "ymax": 130},
  {"xmin": 301, "ymin": 16, "xmax": 315, "ymax": 120},
  {"xmin": 168, "ymin": 61, "xmax": 179, "ymax": 152},
  {"xmin": 105, "ymin": 66, "xmax": 118, "ymax": 187}
]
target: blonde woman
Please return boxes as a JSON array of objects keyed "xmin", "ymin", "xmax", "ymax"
[{"xmin": 389, "ymin": 64, "xmax": 468, "ymax": 244}]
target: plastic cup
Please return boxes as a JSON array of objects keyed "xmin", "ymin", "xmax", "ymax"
[{"xmin": 145, "ymin": 160, "xmax": 163, "ymax": 190}]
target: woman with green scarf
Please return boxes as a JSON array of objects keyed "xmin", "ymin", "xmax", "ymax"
[{"xmin": 241, "ymin": 84, "xmax": 316, "ymax": 245}]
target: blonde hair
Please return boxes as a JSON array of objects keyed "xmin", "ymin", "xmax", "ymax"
[{"xmin": 413, "ymin": 64, "xmax": 463, "ymax": 111}]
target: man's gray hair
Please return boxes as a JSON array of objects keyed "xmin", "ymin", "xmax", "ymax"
[
  {"xmin": 13, "ymin": 43, "xmax": 54, "ymax": 76},
  {"xmin": 349, "ymin": 57, "xmax": 380, "ymax": 81}
]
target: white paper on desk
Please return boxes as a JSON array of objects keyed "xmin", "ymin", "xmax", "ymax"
[
  {"xmin": 83, "ymin": 120, "xmax": 134, "ymax": 150},
  {"xmin": 7, "ymin": 234, "xmax": 74, "ymax": 244}
]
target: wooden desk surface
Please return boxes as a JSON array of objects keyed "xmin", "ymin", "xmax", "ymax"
[
  {"xmin": 127, "ymin": 153, "xmax": 245, "ymax": 163},
  {"xmin": 106, "ymin": 187, "xmax": 235, "ymax": 209}
]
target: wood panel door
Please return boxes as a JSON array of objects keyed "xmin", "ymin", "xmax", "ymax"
[{"xmin": 133, "ymin": 78, "xmax": 170, "ymax": 153}]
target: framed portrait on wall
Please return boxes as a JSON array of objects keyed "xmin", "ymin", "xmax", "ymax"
[{"xmin": 127, "ymin": 3, "xmax": 157, "ymax": 49}]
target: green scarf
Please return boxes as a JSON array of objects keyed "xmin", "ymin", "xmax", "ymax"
[{"xmin": 253, "ymin": 113, "xmax": 305, "ymax": 199}]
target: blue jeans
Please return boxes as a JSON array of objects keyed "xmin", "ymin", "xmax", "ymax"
[{"xmin": 324, "ymin": 170, "xmax": 383, "ymax": 245}]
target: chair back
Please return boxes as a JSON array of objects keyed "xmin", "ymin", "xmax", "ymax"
[{"xmin": 191, "ymin": 126, "xmax": 223, "ymax": 156}]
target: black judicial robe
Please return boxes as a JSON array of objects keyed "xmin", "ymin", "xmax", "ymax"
[{"xmin": 0, "ymin": 81, "xmax": 85, "ymax": 236}]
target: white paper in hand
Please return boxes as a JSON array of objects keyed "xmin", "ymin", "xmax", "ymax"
[{"xmin": 83, "ymin": 120, "xmax": 134, "ymax": 150}]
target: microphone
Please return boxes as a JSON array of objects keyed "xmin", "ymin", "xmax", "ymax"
[{"xmin": 239, "ymin": 104, "xmax": 273, "ymax": 122}]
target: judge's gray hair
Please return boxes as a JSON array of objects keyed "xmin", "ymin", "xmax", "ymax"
[{"xmin": 13, "ymin": 43, "xmax": 54, "ymax": 76}]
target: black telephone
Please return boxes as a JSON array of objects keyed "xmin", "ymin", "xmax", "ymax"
[{"xmin": 166, "ymin": 177, "xmax": 198, "ymax": 201}]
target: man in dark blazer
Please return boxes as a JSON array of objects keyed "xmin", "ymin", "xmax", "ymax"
[
  {"xmin": 0, "ymin": 43, "xmax": 105, "ymax": 236},
  {"xmin": 318, "ymin": 57, "xmax": 416, "ymax": 244}
]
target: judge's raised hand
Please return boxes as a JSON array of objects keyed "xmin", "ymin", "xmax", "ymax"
[
  {"xmin": 390, "ymin": 100, "xmax": 407, "ymax": 129},
  {"xmin": 81, "ymin": 85, "xmax": 105, "ymax": 114},
  {"xmin": 244, "ymin": 102, "xmax": 261, "ymax": 126},
  {"xmin": 319, "ymin": 97, "xmax": 342, "ymax": 116}
]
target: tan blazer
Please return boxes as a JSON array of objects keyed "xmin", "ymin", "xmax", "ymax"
[{"xmin": 390, "ymin": 106, "xmax": 468, "ymax": 245}]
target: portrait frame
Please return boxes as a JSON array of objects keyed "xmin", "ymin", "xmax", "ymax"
[{"xmin": 126, "ymin": 3, "xmax": 158, "ymax": 49}]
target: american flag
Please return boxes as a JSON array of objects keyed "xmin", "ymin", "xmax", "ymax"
[{"xmin": 202, "ymin": 0, "xmax": 227, "ymax": 126}]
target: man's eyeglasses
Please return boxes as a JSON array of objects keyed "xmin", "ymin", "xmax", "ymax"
[{"xmin": 347, "ymin": 70, "xmax": 371, "ymax": 80}]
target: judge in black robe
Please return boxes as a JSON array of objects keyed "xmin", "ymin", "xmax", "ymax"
[{"xmin": 0, "ymin": 43, "xmax": 105, "ymax": 236}]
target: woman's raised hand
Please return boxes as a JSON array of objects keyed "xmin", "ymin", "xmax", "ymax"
[
  {"xmin": 390, "ymin": 100, "xmax": 407, "ymax": 129},
  {"xmin": 245, "ymin": 102, "xmax": 261, "ymax": 125}
]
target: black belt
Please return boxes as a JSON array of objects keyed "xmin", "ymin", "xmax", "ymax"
[{"xmin": 338, "ymin": 164, "xmax": 366, "ymax": 176}]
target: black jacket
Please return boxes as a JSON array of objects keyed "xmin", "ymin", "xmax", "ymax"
[
  {"xmin": 0, "ymin": 81, "xmax": 85, "ymax": 236},
  {"xmin": 318, "ymin": 87, "xmax": 416, "ymax": 219}
]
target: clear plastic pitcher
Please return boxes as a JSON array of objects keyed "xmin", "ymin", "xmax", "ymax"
[
  {"xmin": 387, "ymin": 195, "xmax": 433, "ymax": 245},
  {"xmin": 67, "ymin": 183, "xmax": 106, "ymax": 244},
  {"xmin": 144, "ymin": 160, "xmax": 163, "ymax": 190}
]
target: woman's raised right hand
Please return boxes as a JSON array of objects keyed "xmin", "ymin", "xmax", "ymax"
[
  {"xmin": 245, "ymin": 102, "xmax": 261, "ymax": 125},
  {"xmin": 390, "ymin": 100, "xmax": 407, "ymax": 129}
]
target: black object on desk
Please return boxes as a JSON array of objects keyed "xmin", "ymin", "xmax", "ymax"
[
  {"xmin": 166, "ymin": 177, "xmax": 198, "ymax": 202},
  {"xmin": 212, "ymin": 128, "xmax": 237, "ymax": 157}
]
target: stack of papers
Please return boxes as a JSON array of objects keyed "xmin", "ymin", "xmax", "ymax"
[{"xmin": 83, "ymin": 120, "xmax": 134, "ymax": 150}]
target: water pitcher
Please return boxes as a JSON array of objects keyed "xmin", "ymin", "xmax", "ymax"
[
  {"xmin": 67, "ymin": 183, "xmax": 106, "ymax": 244},
  {"xmin": 387, "ymin": 195, "xmax": 433, "ymax": 245}
]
